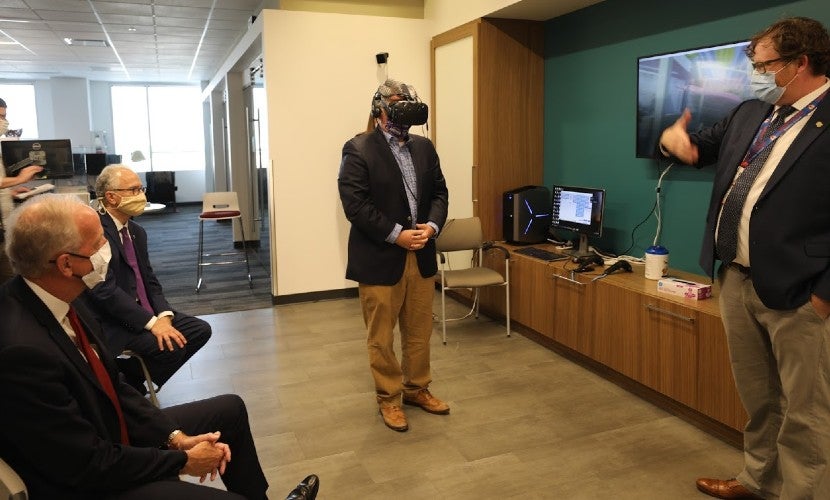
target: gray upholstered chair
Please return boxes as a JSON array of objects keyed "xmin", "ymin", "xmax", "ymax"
[{"xmin": 435, "ymin": 217, "xmax": 510, "ymax": 344}]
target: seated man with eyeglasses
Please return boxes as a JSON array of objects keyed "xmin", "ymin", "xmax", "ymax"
[{"xmin": 76, "ymin": 164, "xmax": 211, "ymax": 395}]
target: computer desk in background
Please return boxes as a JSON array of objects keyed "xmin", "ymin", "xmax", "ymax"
[{"xmin": 471, "ymin": 242, "xmax": 746, "ymax": 448}]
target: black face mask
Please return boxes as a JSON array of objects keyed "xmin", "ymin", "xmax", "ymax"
[{"xmin": 387, "ymin": 100, "xmax": 428, "ymax": 126}]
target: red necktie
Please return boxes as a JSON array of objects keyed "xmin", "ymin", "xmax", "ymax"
[
  {"xmin": 120, "ymin": 226, "xmax": 153, "ymax": 314},
  {"xmin": 67, "ymin": 307, "xmax": 130, "ymax": 445}
]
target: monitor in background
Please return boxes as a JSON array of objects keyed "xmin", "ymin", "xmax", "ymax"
[
  {"xmin": 106, "ymin": 153, "xmax": 122, "ymax": 165},
  {"xmin": 1, "ymin": 139, "xmax": 74, "ymax": 179},
  {"xmin": 636, "ymin": 40, "xmax": 754, "ymax": 158},
  {"xmin": 84, "ymin": 153, "xmax": 107, "ymax": 176},
  {"xmin": 550, "ymin": 185, "xmax": 605, "ymax": 257}
]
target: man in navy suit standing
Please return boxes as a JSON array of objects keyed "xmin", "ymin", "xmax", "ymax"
[
  {"xmin": 660, "ymin": 17, "xmax": 830, "ymax": 500},
  {"xmin": 82, "ymin": 164, "xmax": 210, "ymax": 393},
  {"xmin": 338, "ymin": 79, "xmax": 449, "ymax": 432}
]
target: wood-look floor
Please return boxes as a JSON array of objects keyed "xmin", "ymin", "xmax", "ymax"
[{"xmin": 161, "ymin": 296, "xmax": 743, "ymax": 499}]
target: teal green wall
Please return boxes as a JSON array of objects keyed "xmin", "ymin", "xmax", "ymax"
[{"xmin": 543, "ymin": 0, "xmax": 829, "ymax": 275}]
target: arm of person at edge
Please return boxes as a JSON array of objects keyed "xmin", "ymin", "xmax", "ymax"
[
  {"xmin": 658, "ymin": 107, "xmax": 830, "ymax": 319},
  {"xmin": 0, "ymin": 165, "xmax": 44, "ymax": 193}
]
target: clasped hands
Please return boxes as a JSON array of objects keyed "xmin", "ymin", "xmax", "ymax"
[
  {"xmin": 396, "ymin": 223, "xmax": 434, "ymax": 251},
  {"xmin": 172, "ymin": 431, "xmax": 231, "ymax": 483}
]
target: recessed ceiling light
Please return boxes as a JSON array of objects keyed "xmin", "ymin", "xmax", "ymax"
[
  {"xmin": 63, "ymin": 38, "xmax": 109, "ymax": 47},
  {"xmin": 128, "ymin": 26, "xmax": 137, "ymax": 32}
]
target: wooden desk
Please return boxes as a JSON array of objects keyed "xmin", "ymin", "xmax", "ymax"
[{"xmin": 478, "ymin": 243, "xmax": 746, "ymax": 445}]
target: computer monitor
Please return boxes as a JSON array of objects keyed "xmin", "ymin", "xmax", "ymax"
[
  {"xmin": 550, "ymin": 184, "xmax": 606, "ymax": 257},
  {"xmin": 106, "ymin": 154, "xmax": 122, "ymax": 165},
  {"xmin": 84, "ymin": 153, "xmax": 107, "ymax": 176},
  {"xmin": 1, "ymin": 139, "xmax": 74, "ymax": 179}
]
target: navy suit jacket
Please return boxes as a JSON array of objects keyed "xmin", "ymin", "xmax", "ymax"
[
  {"xmin": 79, "ymin": 213, "xmax": 173, "ymax": 353},
  {"xmin": 691, "ymin": 96, "xmax": 830, "ymax": 309},
  {"xmin": 0, "ymin": 276, "xmax": 185, "ymax": 499},
  {"xmin": 338, "ymin": 127, "xmax": 449, "ymax": 285}
]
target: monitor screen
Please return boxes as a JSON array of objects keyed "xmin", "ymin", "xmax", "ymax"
[
  {"xmin": 106, "ymin": 154, "xmax": 122, "ymax": 165},
  {"xmin": 1, "ymin": 139, "xmax": 74, "ymax": 179},
  {"xmin": 636, "ymin": 41, "xmax": 755, "ymax": 158},
  {"xmin": 551, "ymin": 185, "xmax": 605, "ymax": 256},
  {"xmin": 85, "ymin": 153, "xmax": 107, "ymax": 176}
]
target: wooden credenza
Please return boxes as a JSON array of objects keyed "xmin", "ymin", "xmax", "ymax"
[{"xmin": 478, "ymin": 244, "xmax": 747, "ymax": 445}]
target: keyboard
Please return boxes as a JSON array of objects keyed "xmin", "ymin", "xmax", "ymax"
[
  {"xmin": 13, "ymin": 183, "xmax": 55, "ymax": 201},
  {"xmin": 513, "ymin": 246, "xmax": 570, "ymax": 261}
]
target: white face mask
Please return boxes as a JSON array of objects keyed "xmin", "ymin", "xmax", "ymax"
[
  {"xmin": 75, "ymin": 241, "xmax": 112, "ymax": 289},
  {"xmin": 0, "ymin": 118, "xmax": 8, "ymax": 137}
]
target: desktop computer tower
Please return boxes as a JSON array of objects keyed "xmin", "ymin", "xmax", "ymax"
[{"xmin": 502, "ymin": 185, "xmax": 552, "ymax": 244}]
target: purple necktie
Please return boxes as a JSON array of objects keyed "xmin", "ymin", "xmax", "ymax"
[{"xmin": 120, "ymin": 226, "xmax": 153, "ymax": 314}]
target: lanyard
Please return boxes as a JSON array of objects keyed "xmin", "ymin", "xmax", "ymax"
[{"xmin": 740, "ymin": 89, "xmax": 828, "ymax": 167}]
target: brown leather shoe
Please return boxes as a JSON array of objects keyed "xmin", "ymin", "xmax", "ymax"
[
  {"xmin": 403, "ymin": 389, "xmax": 450, "ymax": 415},
  {"xmin": 696, "ymin": 478, "xmax": 761, "ymax": 499},
  {"xmin": 379, "ymin": 405, "xmax": 408, "ymax": 432}
]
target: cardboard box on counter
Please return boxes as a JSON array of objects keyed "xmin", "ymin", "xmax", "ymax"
[{"xmin": 657, "ymin": 277, "xmax": 712, "ymax": 300}]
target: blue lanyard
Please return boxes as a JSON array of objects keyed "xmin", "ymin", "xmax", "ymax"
[{"xmin": 740, "ymin": 89, "xmax": 828, "ymax": 167}]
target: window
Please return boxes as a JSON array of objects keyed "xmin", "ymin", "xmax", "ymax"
[
  {"xmin": 111, "ymin": 85, "xmax": 205, "ymax": 172},
  {"xmin": 0, "ymin": 83, "xmax": 39, "ymax": 138}
]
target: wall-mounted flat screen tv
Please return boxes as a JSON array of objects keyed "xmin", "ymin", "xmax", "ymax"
[{"xmin": 636, "ymin": 41, "xmax": 755, "ymax": 158}]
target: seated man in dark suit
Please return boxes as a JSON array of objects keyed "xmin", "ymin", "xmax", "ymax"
[
  {"xmin": 0, "ymin": 193, "xmax": 318, "ymax": 499},
  {"xmin": 80, "ymin": 164, "xmax": 210, "ymax": 393}
]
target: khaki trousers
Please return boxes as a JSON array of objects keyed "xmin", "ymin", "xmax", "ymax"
[
  {"xmin": 359, "ymin": 251, "xmax": 434, "ymax": 406},
  {"xmin": 719, "ymin": 265, "xmax": 830, "ymax": 499}
]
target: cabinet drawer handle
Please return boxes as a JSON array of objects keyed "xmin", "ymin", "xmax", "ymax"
[
  {"xmin": 644, "ymin": 303, "xmax": 695, "ymax": 323},
  {"xmin": 550, "ymin": 273, "xmax": 586, "ymax": 286}
]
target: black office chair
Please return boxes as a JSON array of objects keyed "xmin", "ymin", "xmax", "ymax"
[{"xmin": 145, "ymin": 171, "xmax": 177, "ymax": 211}]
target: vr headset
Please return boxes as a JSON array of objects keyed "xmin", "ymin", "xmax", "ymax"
[{"xmin": 387, "ymin": 100, "xmax": 428, "ymax": 126}]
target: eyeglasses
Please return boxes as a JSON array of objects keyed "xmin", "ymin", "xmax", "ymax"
[
  {"xmin": 48, "ymin": 252, "xmax": 93, "ymax": 264},
  {"xmin": 751, "ymin": 57, "xmax": 789, "ymax": 74},
  {"xmin": 110, "ymin": 186, "xmax": 146, "ymax": 195}
]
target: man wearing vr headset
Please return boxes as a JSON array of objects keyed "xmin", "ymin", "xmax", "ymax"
[{"xmin": 338, "ymin": 79, "xmax": 449, "ymax": 432}]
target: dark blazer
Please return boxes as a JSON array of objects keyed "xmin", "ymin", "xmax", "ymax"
[
  {"xmin": 80, "ymin": 214, "xmax": 173, "ymax": 353},
  {"xmin": 0, "ymin": 276, "xmax": 186, "ymax": 499},
  {"xmin": 338, "ymin": 126, "xmax": 449, "ymax": 285},
  {"xmin": 691, "ymin": 96, "xmax": 830, "ymax": 309}
]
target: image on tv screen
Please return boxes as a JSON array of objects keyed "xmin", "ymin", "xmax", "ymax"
[{"xmin": 636, "ymin": 41, "xmax": 755, "ymax": 158}]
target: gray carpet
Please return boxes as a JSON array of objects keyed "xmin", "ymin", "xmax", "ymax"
[{"xmin": 137, "ymin": 203, "xmax": 273, "ymax": 316}]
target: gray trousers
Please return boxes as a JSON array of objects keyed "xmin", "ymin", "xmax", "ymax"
[{"xmin": 719, "ymin": 265, "xmax": 830, "ymax": 499}]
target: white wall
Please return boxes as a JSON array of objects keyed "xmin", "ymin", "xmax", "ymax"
[
  {"xmin": 424, "ymin": 0, "xmax": 521, "ymax": 34},
  {"xmin": 262, "ymin": 9, "xmax": 430, "ymax": 297}
]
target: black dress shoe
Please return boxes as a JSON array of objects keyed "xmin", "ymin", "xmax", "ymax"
[{"xmin": 285, "ymin": 474, "xmax": 319, "ymax": 500}]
